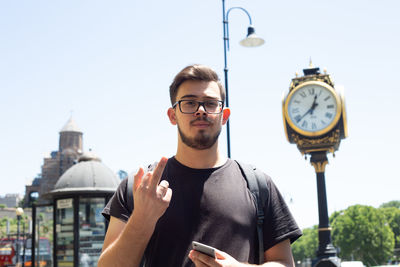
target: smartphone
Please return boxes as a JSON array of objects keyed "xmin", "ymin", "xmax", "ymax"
[{"xmin": 192, "ymin": 241, "xmax": 216, "ymax": 258}]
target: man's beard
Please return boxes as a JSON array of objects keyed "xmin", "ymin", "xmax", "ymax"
[{"xmin": 178, "ymin": 118, "xmax": 221, "ymax": 150}]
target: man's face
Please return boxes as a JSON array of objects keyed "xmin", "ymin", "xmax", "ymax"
[{"xmin": 168, "ymin": 80, "xmax": 230, "ymax": 150}]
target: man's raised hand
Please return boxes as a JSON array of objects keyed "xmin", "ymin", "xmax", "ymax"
[{"xmin": 132, "ymin": 157, "xmax": 172, "ymax": 226}]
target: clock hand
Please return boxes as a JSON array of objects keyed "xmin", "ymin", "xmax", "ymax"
[
  {"xmin": 296, "ymin": 108, "xmax": 312, "ymax": 123},
  {"xmin": 296, "ymin": 95, "xmax": 318, "ymax": 123},
  {"xmin": 309, "ymin": 95, "xmax": 318, "ymax": 115}
]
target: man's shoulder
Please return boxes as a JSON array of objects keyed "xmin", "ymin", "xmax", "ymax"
[{"xmin": 233, "ymin": 160, "xmax": 271, "ymax": 182}]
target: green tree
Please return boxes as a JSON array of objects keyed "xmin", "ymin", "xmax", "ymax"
[
  {"xmin": 0, "ymin": 216, "xmax": 18, "ymax": 238},
  {"xmin": 331, "ymin": 205, "xmax": 394, "ymax": 266},
  {"xmin": 330, "ymin": 210, "xmax": 342, "ymax": 224},
  {"xmin": 0, "ymin": 214, "xmax": 30, "ymax": 238},
  {"xmin": 292, "ymin": 225, "xmax": 318, "ymax": 262},
  {"xmin": 380, "ymin": 200, "xmax": 400, "ymax": 209},
  {"xmin": 380, "ymin": 207, "xmax": 400, "ymax": 256}
]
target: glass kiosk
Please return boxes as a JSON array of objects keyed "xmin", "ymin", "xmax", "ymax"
[{"xmin": 49, "ymin": 154, "xmax": 120, "ymax": 267}]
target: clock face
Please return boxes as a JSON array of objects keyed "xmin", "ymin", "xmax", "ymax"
[{"xmin": 285, "ymin": 81, "xmax": 341, "ymax": 136}]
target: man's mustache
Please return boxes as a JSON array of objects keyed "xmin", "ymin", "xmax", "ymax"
[{"xmin": 190, "ymin": 117, "xmax": 213, "ymax": 125}]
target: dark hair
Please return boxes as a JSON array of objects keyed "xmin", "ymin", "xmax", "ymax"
[{"xmin": 169, "ymin": 64, "xmax": 225, "ymax": 105}]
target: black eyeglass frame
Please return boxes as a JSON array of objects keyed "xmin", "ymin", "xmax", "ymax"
[{"xmin": 172, "ymin": 99, "xmax": 225, "ymax": 114}]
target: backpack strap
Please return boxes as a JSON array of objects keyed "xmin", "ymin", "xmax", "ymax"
[{"xmin": 235, "ymin": 160, "xmax": 269, "ymax": 264}]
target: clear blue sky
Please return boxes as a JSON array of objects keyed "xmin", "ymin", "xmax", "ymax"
[{"xmin": 1, "ymin": 0, "xmax": 399, "ymax": 229}]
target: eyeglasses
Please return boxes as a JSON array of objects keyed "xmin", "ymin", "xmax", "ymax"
[{"xmin": 172, "ymin": 99, "xmax": 224, "ymax": 114}]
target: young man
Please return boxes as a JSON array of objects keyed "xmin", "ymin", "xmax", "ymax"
[{"xmin": 98, "ymin": 64, "xmax": 302, "ymax": 267}]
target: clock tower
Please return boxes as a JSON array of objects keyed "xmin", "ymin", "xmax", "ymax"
[{"xmin": 282, "ymin": 62, "xmax": 348, "ymax": 267}]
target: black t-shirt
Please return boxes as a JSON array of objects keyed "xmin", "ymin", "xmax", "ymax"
[{"xmin": 102, "ymin": 157, "xmax": 302, "ymax": 266}]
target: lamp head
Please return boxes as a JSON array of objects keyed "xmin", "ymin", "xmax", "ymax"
[
  {"xmin": 239, "ymin": 26, "xmax": 265, "ymax": 47},
  {"xmin": 16, "ymin": 207, "xmax": 24, "ymax": 217}
]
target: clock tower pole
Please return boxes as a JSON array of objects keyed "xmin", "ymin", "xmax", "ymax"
[{"xmin": 310, "ymin": 151, "xmax": 339, "ymax": 267}]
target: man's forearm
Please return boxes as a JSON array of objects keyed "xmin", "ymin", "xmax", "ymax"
[
  {"xmin": 98, "ymin": 212, "xmax": 156, "ymax": 267},
  {"xmin": 99, "ymin": 158, "xmax": 171, "ymax": 267}
]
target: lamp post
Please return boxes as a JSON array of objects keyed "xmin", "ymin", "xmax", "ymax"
[
  {"xmin": 22, "ymin": 221, "xmax": 26, "ymax": 267},
  {"xmin": 222, "ymin": 0, "xmax": 265, "ymax": 158},
  {"xmin": 15, "ymin": 207, "xmax": 24, "ymax": 266},
  {"xmin": 37, "ymin": 214, "xmax": 42, "ymax": 267}
]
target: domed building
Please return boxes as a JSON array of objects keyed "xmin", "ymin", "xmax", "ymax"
[
  {"xmin": 25, "ymin": 118, "xmax": 121, "ymax": 267},
  {"xmin": 44, "ymin": 152, "xmax": 120, "ymax": 267}
]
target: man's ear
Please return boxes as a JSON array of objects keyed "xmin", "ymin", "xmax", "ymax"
[
  {"xmin": 222, "ymin": 108, "xmax": 230, "ymax": 125},
  {"xmin": 167, "ymin": 108, "xmax": 177, "ymax": 125}
]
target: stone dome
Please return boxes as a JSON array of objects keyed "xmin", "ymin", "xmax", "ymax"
[{"xmin": 50, "ymin": 155, "xmax": 120, "ymax": 196}]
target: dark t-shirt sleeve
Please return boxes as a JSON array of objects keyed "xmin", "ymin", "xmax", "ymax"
[
  {"xmin": 102, "ymin": 177, "xmax": 132, "ymax": 223},
  {"xmin": 262, "ymin": 174, "xmax": 302, "ymax": 251}
]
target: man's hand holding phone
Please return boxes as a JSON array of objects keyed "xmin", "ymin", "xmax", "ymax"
[{"xmin": 189, "ymin": 241, "xmax": 244, "ymax": 267}]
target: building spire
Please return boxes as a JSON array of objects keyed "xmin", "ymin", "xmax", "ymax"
[{"xmin": 60, "ymin": 117, "xmax": 81, "ymax": 133}]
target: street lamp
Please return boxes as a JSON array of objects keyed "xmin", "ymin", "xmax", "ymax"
[
  {"xmin": 222, "ymin": 0, "xmax": 265, "ymax": 158},
  {"xmin": 15, "ymin": 207, "xmax": 24, "ymax": 266}
]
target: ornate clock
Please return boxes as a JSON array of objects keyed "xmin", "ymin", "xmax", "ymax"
[{"xmin": 282, "ymin": 63, "xmax": 347, "ymax": 155}]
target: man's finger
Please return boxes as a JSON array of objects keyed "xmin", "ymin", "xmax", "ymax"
[
  {"xmin": 156, "ymin": 180, "xmax": 169, "ymax": 197},
  {"xmin": 149, "ymin": 157, "xmax": 168, "ymax": 189},
  {"xmin": 214, "ymin": 250, "xmax": 227, "ymax": 260},
  {"xmin": 133, "ymin": 167, "xmax": 144, "ymax": 192},
  {"xmin": 140, "ymin": 171, "xmax": 152, "ymax": 188},
  {"xmin": 189, "ymin": 250, "xmax": 214, "ymax": 266},
  {"xmin": 162, "ymin": 188, "xmax": 172, "ymax": 203}
]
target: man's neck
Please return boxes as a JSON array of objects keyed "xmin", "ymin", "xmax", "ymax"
[{"xmin": 175, "ymin": 142, "xmax": 227, "ymax": 169}]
